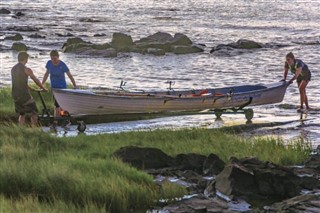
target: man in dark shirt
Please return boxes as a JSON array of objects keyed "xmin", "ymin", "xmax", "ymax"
[{"xmin": 11, "ymin": 52, "xmax": 47, "ymax": 126}]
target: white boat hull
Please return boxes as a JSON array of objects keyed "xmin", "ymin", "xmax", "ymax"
[{"xmin": 52, "ymin": 82, "xmax": 289, "ymax": 116}]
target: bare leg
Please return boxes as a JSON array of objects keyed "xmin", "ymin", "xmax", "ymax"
[
  {"xmin": 297, "ymin": 81, "xmax": 303, "ymax": 109},
  {"xmin": 299, "ymin": 80, "xmax": 309, "ymax": 109},
  {"xmin": 30, "ymin": 112, "xmax": 39, "ymax": 127},
  {"xmin": 54, "ymin": 107, "xmax": 61, "ymax": 117},
  {"xmin": 18, "ymin": 115, "xmax": 26, "ymax": 126}
]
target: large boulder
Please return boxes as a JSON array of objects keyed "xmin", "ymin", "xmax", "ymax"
[
  {"xmin": 111, "ymin": 32, "xmax": 133, "ymax": 52},
  {"xmin": 215, "ymin": 157, "xmax": 300, "ymax": 203},
  {"xmin": 62, "ymin": 37, "xmax": 90, "ymax": 52},
  {"xmin": 136, "ymin": 32, "xmax": 174, "ymax": 43},
  {"xmin": 171, "ymin": 33, "xmax": 193, "ymax": 46},
  {"xmin": 173, "ymin": 153, "xmax": 207, "ymax": 173},
  {"xmin": 203, "ymin": 153, "xmax": 225, "ymax": 176},
  {"xmin": 235, "ymin": 39, "xmax": 263, "ymax": 49},
  {"xmin": 4, "ymin": 33, "xmax": 23, "ymax": 41},
  {"xmin": 12, "ymin": 42, "xmax": 27, "ymax": 51},
  {"xmin": 113, "ymin": 146, "xmax": 173, "ymax": 170}
]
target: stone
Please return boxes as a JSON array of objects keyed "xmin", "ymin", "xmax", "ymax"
[
  {"xmin": 147, "ymin": 48, "xmax": 166, "ymax": 56},
  {"xmin": 113, "ymin": 146, "xmax": 173, "ymax": 170},
  {"xmin": 29, "ymin": 33, "xmax": 46, "ymax": 39},
  {"xmin": 171, "ymin": 33, "xmax": 193, "ymax": 46},
  {"xmin": 4, "ymin": 33, "xmax": 23, "ymax": 41},
  {"xmin": 0, "ymin": 8, "xmax": 11, "ymax": 14},
  {"xmin": 111, "ymin": 32, "xmax": 133, "ymax": 52},
  {"xmin": 215, "ymin": 157, "xmax": 300, "ymax": 203},
  {"xmin": 12, "ymin": 42, "xmax": 27, "ymax": 51},
  {"xmin": 172, "ymin": 45, "xmax": 204, "ymax": 54},
  {"xmin": 173, "ymin": 153, "xmax": 207, "ymax": 173},
  {"xmin": 203, "ymin": 153, "xmax": 225, "ymax": 176}
]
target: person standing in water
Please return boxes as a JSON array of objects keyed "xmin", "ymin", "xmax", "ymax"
[
  {"xmin": 283, "ymin": 52, "xmax": 311, "ymax": 111},
  {"xmin": 11, "ymin": 51, "xmax": 48, "ymax": 126},
  {"xmin": 42, "ymin": 50, "xmax": 77, "ymax": 117}
]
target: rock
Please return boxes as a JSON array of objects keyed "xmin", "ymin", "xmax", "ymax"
[
  {"xmin": 235, "ymin": 39, "xmax": 263, "ymax": 49},
  {"xmin": 80, "ymin": 48, "xmax": 117, "ymax": 58},
  {"xmin": 56, "ymin": 32, "xmax": 74, "ymax": 37},
  {"xmin": 94, "ymin": 33, "xmax": 106, "ymax": 37},
  {"xmin": 111, "ymin": 32, "xmax": 133, "ymax": 52},
  {"xmin": 0, "ymin": 8, "xmax": 11, "ymax": 14},
  {"xmin": 161, "ymin": 196, "xmax": 233, "ymax": 213},
  {"xmin": 263, "ymin": 193, "xmax": 320, "ymax": 213},
  {"xmin": 136, "ymin": 31, "xmax": 174, "ymax": 43},
  {"xmin": 15, "ymin": 11, "xmax": 25, "ymax": 17},
  {"xmin": 62, "ymin": 37, "xmax": 89, "ymax": 52},
  {"xmin": 203, "ymin": 153, "xmax": 225, "ymax": 176},
  {"xmin": 173, "ymin": 153, "xmax": 207, "ymax": 173},
  {"xmin": 4, "ymin": 33, "xmax": 23, "ymax": 41},
  {"xmin": 79, "ymin": 18, "xmax": 102, "ymax": 22},
  {"xmin": 11, "ymin": 42, "xmax": 27, "ymax": 51},
  {"xmin": 29, "ymin": 33, "xmax": 46, "ymax": 39},
  {"xmin": 147, "ymin": 48, "xmax": 165, "ymax": 56},
  {"xmin": 6, "ymin": 26, "xmax": 39, "ymax": 32},
  {"xmin": 113, "ymin": 146, "xmax": 173, "ymax": 170},
  {"xmin": 215, "ymin": 157, "xmax": 300, "ymax": 203},
  {"xmin": 304, "ymin": 154, "xmax": 320, "ymax": 172},
  {"xmin": 172, "ymin": 44, "xmax": 204, "ymax": 54},
  {"xmin": 171, "ymin": 33, "xmax": 193, "ymax": 46}
]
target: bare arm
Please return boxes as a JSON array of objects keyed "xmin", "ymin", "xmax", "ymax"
[
  {"xmin": 25, "ymin": 68, "xmax": 48, "ymax": 92},
  {"xmin": 283, "ymin": 67, "xmax": 288, "ymax": 80},
  {"xmin": 289, "ymin": 67, "xmax": 302, "ymax": 84},
  {"xmin": 42, "ymin": 70, "xmax": 49, "ymax": 85},
  {"xmin": 66, "ymin": 71, "xmax": 77, "ymax": 88}
]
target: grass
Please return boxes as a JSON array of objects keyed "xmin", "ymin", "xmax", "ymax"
[
  {"xmin": 0, "ymin": 87, "xmax": 313, "ymax": 211},
  {"xmin": 0, "ymin": 123, "xmax": 312, "ymax": 212}
]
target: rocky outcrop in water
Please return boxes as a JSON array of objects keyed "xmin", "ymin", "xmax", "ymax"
[
  {"xmin": 0, "ymin": 8, "xmax": 11, "ymax": 14},
  {"xmin": 62, "ymin": 32, "xmax": 204, "ymax": 57},
  {"xmin": 4, "ymin": 33, "xmax": 23, "ymax": 41},
  {"xmin": 210, "ymin": 39, "xmax": 290, "ymax": 56},
  {"xmin": 113, "ymin": 146, "xmax": 320, "ymax": 212}
]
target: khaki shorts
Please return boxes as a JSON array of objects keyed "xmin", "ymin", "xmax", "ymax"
[{"xmin": 14, "ymin": 98, "xmax": 38, "ymax": 115}]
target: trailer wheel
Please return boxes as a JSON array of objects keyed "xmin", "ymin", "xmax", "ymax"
[
  {"xmin": 214, "ymin": 110, "xmax": 223, "ymax": 119},
  {"xmin": 77, "ymin": 121, "xmax": 86, "ymax": 132},
  {"xmin": 245, "ymin": 109, "xmax": 254, "ymax": 121}
]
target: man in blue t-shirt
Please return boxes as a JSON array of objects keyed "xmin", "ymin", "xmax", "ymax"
[{"xmin": 42, "ymin": 50, "xmax": 77, "ymax": 118}]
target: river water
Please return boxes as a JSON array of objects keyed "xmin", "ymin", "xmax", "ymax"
[{"xmin": 1, "ymin": 0, "xmax": 320, "ymax": 147}]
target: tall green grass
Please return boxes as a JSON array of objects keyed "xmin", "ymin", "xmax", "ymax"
[{"xmin": 0, "ymin": 120, "xmax": 312, "ymax": 212}]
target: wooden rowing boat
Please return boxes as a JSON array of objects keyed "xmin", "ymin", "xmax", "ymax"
[{"xmin": 52, "ymin": 81, "xmax": 289, "ymax": 116}]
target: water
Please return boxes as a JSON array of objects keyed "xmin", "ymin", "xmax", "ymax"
[{"xmin": 1, "ymin": 0, "xmax": 320, "ymax": 146}]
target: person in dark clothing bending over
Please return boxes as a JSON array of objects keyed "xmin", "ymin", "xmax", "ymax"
[
  {"xmin": 283, "ymin": 52, "xmax": 312, "ymax": 112},
  {"xmin": 11, "ymin": 52, "xmax": 47, "ymax": 126}
]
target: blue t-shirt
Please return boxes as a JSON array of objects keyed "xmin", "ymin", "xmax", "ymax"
[{"xmin": 45, "ymin": 60, "xmax": 69, "ymax": 88}]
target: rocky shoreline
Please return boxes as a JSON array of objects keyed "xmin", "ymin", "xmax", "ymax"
[{"xmin": 114, "ymin": 146, "xmax": 320, "ymax": 212}]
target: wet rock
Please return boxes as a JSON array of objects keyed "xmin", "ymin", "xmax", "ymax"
[
  {"xmin": 304, "ymin": 154, "xmax": 320, "ymax": 172},
  {"xmin": 215, "ymin": 157, "xmax": 300, "ymax": 203},
  {"xmin": 94, "ymin": 33, "xmax": 106, "ymax": 37},
  {"xmin": 79, "ymin": 47, "xmax": 117, "ymax": 58},
  {"xmin": 136, "ymin": 31, "xmax": 174, "ymax": 43},
  {"xmin": 147, "ymin": 48, "xmax": 166, "ymax": 56},
  {"xmin": 0, "ymin": 8, "xmax": 11, "ymax": 14},
  {"xmin": 171, "ymin": 33, "xmax": 193, "ymax": 46},
  {"xmin": 15, "ymin": 11, "xmax": 25, "ymax": 17},
  {"xmin": 111, "ymin": 32, "xmax": 133, "ymax": 52},
  {"xmin": 173, "ymin": 153, "xmax": 207, "ymax": 173},
  {"xmin": 56, "ymin": 32, "xmax": 74, "ymax": 37},
  {"xmin": 12, "ymin": 42, "xmax": 27, "ymax": 51},
  {"xmin": 262, "ymin": 192, "xmax": 320, "ymax": 213},
  {"xmin": 234, "ymin": 39, "xmax": 263, "ymax": 49},
  {"xmin": 161, "ymin": 196, "xmax": 235, "ymax": 213},
  {"xmin": 79, "ymin": 18, "xmax": 102, "ymax": 22},
  {"xmin": 173, "ymin": 44, "xmax": 204, "ymax": 54},
  {"xmin": 29, "ymin": 33, "xmax": 46, "ymax": 39},
  {"xmin": 6, "ymin": 26, "xmax": 40, "ymax": 32},
  {"xmin": 113, "ymin": 146, "xmax": 173, "ymax": 170},
  {"xmin": 62, "ymin": 37, "xmax": 90, "ymax": 52},
  {"xmin": 4, "ymin": 33, "xmax": 23, "ymax": 41},
  {"xmin": 203, "ymin": 153, "xmax": 225, "ymax": 176}
]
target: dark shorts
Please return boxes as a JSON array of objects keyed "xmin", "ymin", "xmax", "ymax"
[
  {"xmin": 297, "ymin": 70, "xmax": 311, "ymax": 83},
  {"xmin": 14, "ymin": 99, "xmax": 38, "ymax": 115}
]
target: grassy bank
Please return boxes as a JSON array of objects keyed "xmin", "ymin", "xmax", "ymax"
[{"xmin": 0, "ymin": 124, "xmax": 311, "ymax": 212}]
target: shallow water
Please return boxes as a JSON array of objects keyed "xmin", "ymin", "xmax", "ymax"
[{"xmin": 1, "ymin": 0, "xmax": 320, "ymax": 147}]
